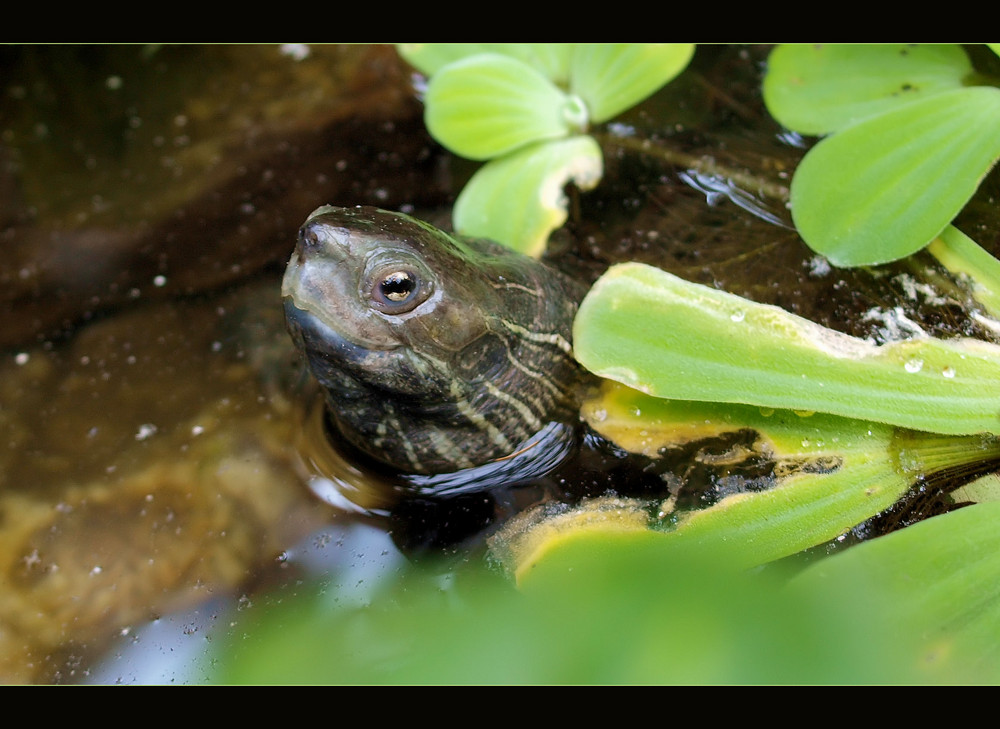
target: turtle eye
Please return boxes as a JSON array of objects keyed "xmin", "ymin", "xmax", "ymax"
[{"xmin": 370, "ymin": 269, "xmax": 431, "ymax": 314}]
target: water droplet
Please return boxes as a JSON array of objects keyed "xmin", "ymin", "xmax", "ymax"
[
  {"xmin": 14, "ymin": 352, "xmax": 28, "ymax": 365},
  {"xmin": 730, "ymin": 310, "xmax": 745, "ymax": 322},
  {"xmin": 942, "ymin": 366, "xmax": 955, "ymax": 378},
  {"xmin": 897, "ymin": 449, "xmax": 924, "ymax": 472},
  {"xmin": 904, "ymin": 358, "xmax": 923, "ymax": 373}
]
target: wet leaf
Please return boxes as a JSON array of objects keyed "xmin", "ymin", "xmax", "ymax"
[
  {"xmin": 492, "ymin": 381, "xmax": 1000, "ymax": 577},
  {"xmin": 573, "ymin": 262, "xmax": 1000, "ymax": 434},
  {"xmin": 763, "ymin": 44, "xmax": 971, "ymax": 135},
  {"xmin": 453, "ymin": 135, "xmax": 603, "ymax": 256},
  {"xmin": 424, "ymin": 53, "xmax": 572, "ymax": 161},
  {"xmin": 790, "ymin": 86, "xmax": 1000, "ymax": 266}
]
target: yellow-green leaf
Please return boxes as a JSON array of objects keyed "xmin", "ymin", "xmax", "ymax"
[
  {"xmin": 424, "ymin": 53, "xmax": 572, "ymax": 161},
  {"xmin": 571, "ymin": 43, "xmax": 695, "ymax": 124},
  {"xmin": 453, "ymin": 136, "xmax": 603, "ymax": 256}
]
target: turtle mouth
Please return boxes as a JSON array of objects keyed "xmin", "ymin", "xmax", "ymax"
[
  {"xmin": 284, "ymin": 296, "xmax": 370, "ymax": 359},
  {"xmin": 283, "ymin": 296, "xmax": 400, "ymax": 397}
]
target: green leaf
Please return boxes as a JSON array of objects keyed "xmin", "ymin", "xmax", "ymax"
[
  {"xmin": 570, "ymin": 43, "xmax": 695, "ymax": 123},
  {"xmin": 519, "ymin": 383, "xmax": 938, "ymax": 570},
  {"xmin": 398, "ymin": 43, "xmax": 574, "ymax": 82},
  {"xmin": 763, "ymin": 44, "xmax": 972, "ymax": 135},
  {"xmin": 396, "ymin": 43, "xmax": 494, "ymax": 76},
  {"xmin": 453, "ymin": 136, "xmax": 603, "ymax": 256},
  {"xmin": 791, "ymin": 85, "xmax": 1000, "ymax": 267},
  {"xmin": 424, "ymin": 53, "xmax": 574, "ymax": 161},
  {"xmin": 790, "ymin": 501, "xmax": 1000, "ymax": 683},
  {"xmin": 211, "ymin": 529, "xmax": 925, "ymax": 684},
  {"xmin": 572, "ymin": 262, "xmax": 1000, "ymax": 435},
  {"xmin": 482, "ymin": 44, "xmax": 574, "ymax": 84}
]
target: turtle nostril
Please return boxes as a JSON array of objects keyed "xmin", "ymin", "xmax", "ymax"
[
  {"xmin": 297, "ymin": 221, "xmax": 350, "ymax": 264},
  {"xmin": 298, "ymin": 223, "xmax": 321, "ymax": 252}
]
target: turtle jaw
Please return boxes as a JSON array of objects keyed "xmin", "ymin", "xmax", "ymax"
[{"xmin": 283, "ymin": 296, "xmax": 396, "ymax": 400}]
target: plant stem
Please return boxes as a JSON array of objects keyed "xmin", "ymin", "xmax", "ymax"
[{"xmin": 928, "ymin": 225, "xmax": 1000, "ymax": 324}]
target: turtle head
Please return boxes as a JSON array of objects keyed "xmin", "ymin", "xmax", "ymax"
[
  {"xmin": 283, "ymin": 205, "xmax": 495, "ymax": 402},
  {"xmin": 283, "ymin": 205, "xmax": 584, "ymax": 476}
]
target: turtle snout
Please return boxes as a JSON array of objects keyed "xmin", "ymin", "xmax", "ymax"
[{"xmin": 296, "ymin": 219, "xmax": 349, "ymax": 264}]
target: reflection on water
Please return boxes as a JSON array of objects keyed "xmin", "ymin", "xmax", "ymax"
[{"xmin": 85, "ymin": 520, "xmax": 405, "ymax": 684}]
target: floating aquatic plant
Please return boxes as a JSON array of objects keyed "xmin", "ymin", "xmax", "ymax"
[
  {"xmin": 397, "ymin": 43, "xmax": 694, "ymax": 255},
  {"xmin": 763, "ymin": 43, "xmax": 1000, "ymax": 267},
  {"xmin": 573, "ymin": 258, "xmax": 1000, "ymax": 437}
]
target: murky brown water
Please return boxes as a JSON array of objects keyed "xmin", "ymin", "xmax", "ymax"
[{"xmin": 0, "ymin": 44, "xmax": 444, "ymax": 683}]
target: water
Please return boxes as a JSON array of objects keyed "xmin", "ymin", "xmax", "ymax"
[{"xmin": 0, "ymin": 44, "xmax": 440, "ymax": 683}]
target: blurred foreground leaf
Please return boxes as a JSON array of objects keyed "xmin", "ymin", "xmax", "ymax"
[
  {"xmin": 210, "ymin": 534, "xmax": 922, "ymax": 684},
  {"xmin": 790, "ymin": 500, "xmax": 1000, "ymax": 683},
  {"xmin": 213, "ymin": 504, "xmax": 1000, "ymax": 684}
]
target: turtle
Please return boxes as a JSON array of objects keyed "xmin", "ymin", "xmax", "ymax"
[{"xmin": 281, "ymin": 204, "xmax": 1000, "ymax": 554}]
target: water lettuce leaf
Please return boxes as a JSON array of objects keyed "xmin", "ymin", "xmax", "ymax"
[{"xmin": 573, "ymin": 261, "xmax": 1000, "ymax": 434}]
